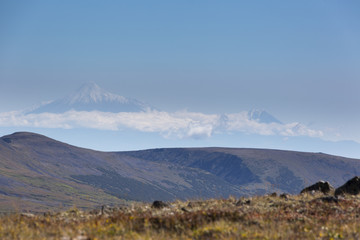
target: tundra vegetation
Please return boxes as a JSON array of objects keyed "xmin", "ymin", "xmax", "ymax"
[{"xmin": 1, "ymin": 192, "xmax": 360, "ymax": 240}]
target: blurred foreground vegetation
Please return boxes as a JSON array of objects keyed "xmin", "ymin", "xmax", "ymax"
[{"xmin": 1, "ymin": 193, "xmax": 360, "ymax": 239}]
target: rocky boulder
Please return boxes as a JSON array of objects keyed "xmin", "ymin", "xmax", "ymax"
[
  {"xmin": 300, "ymin": 181, "xmax": 334, "ymax": 194},
  {"xmin": 335, "ymin": 176, "xmax": 360, "ymax": 196},
  {"xmin": 151, "ymin": 200, "xmax": 169, "ymax": 209}
]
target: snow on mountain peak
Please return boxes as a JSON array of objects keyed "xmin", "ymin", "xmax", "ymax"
[
  {"xmin": 64, "ymin": 82, "xmax": 127, "ymax": 105},
  {"xmin": 248, "ymin": 109, "xmax": 282, "ymax": 124},
  {"xmin": 29, "ymin": 82, "xmax": 150, "ymax": 113}
]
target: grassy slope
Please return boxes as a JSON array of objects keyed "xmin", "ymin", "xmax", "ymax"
[
  {"xmin": 1, "ymin": 193, "xmax": 360, "ymax": 239},
  {"xmin": 0, "ymin": 133, "xmax": 246, "ymax": 210},
  {"xmin": 2, "ymin": 132, "xmax": 360, "ymax": 213},
  {"xmin": 123, "ymin": 147, "xmax": 360, "ymax": 195},
  {"xmin": 0, "ymin": 168, "xmax": 128, "ymax": 212}
]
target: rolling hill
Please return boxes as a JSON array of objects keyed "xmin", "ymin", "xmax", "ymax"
[{"xmin": 0, "ymin": 132, "xmax": 360, "ymax": 212}]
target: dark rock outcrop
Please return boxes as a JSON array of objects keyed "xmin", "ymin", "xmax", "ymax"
[
  {"xmin": 316, "ymin": 196, "xmax": 340, "ymax": 203},
  {"xmin": 280, "ymin": 193, "xmax": 289, "ymax": 199},
  {"xmin": 300, "ymin": 181, "xmax": 334, "ymax": 194},
  {"xmin": 236, "ymin": 199, "xmax": 251, "ymax": 206},
  {"xmin": 269, "ymin": 192, "xmax": 277, "ymax": 197},
  {"xmin": 187, "ymin": 201, "xmax": 205, "ymax": 208},
  {"xmin": 335, "ymin": 176, "xmax": 360, "ymax": 196},
  {"xmin": 181, "ymin": 207, "xmax": 190, "ymax": 212},
  {"xmin": 151, "ymin": 200, "xmax": 169, "ymax": 209}
]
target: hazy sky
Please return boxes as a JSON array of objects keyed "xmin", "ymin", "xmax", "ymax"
[{"xmin": 1, "ymin": 1, "xmax": 360, "ymax": 144}]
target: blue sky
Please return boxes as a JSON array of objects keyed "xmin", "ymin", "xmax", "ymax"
[{"xmin": 1, "ymin": 1, "xmax": 360, "ymax": 156}]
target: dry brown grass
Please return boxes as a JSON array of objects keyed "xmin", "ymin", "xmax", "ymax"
[{"xmin": 1, "ymin": 193, "xmax": 360, "ymax": 239}]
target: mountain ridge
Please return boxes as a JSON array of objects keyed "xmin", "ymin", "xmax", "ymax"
[{"xmin": 1, "ymin": 131, "xmax": 360, "ymax": 212}]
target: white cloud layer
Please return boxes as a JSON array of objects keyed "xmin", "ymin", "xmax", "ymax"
[{"xmin": 0, "ymin": 110, "xmax": 323, "ymax": 139}]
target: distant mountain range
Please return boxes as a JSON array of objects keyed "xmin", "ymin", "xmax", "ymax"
[
  {"xmin": 0, "ymin": 132, "xmax": 359, "ymax": 212},
  {"xmin": 29, "ymin": 82, "xmax": 151, "ymax": 113},
  {"xmin": 1, "ymin": 82, "xmax": 359, "ymax": 158},
  {"xmin": 28, "ymin": 81, "xmax": 278, "ymax": 124}
]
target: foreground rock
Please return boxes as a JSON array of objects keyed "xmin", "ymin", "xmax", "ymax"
[
  {"xmin": 151, "ymin": 200, "xmax": 169, "ymax": 209},
  {"xmin": 335, "ymin": 176, "xmax": 360, "ymax": 196},
  {"xmin": 311, "ymin": 196, "xmax": 341, "ymax": 203},
  {"xmin": 300, "ymin": 181, "xmax": 334, "ymax": 194}
]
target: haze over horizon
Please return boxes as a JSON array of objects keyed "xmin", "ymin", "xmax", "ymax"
[{"xmin": 1, "ymin": 1, "xmax": 360, "ymax": 157}]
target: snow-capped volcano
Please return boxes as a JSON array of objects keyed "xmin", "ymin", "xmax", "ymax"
[
  {"xmin": 64, "ymin": 81, "xmax": 128, "ymax": 104},
  {"xmin": 248, "ymin": 109, "xmax": 282, "ymax": 124},
  {"xmin": 30, "ymin": 82, "xmax": 151, "ymax": 113}
]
